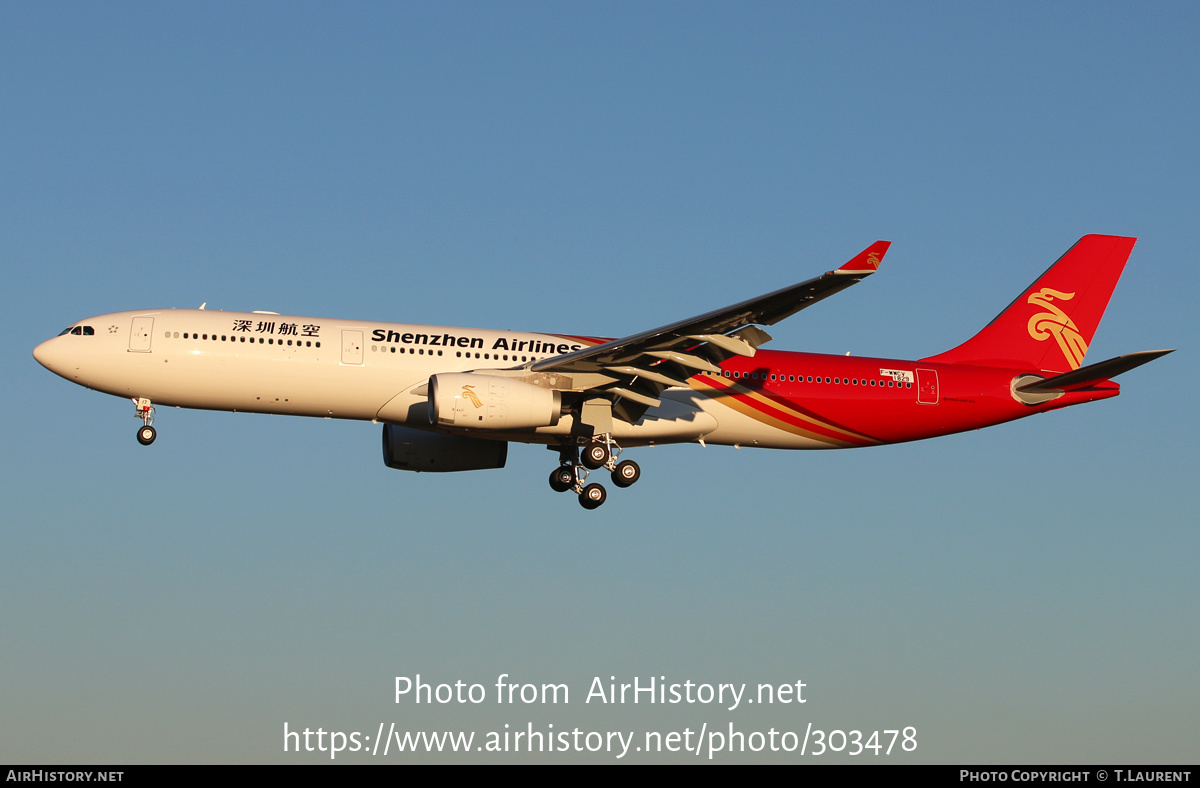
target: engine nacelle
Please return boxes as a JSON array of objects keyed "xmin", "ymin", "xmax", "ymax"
[
  {"xmin": 429, "ymin": 373, "xmax": 562, "ymax": 430},
  {"xmin": 381, "ymin": 424, "xmax": 507, "ymax": 472}
]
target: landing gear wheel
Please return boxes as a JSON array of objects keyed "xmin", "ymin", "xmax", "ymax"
[
  {"xmin": 549, "ymin": 466, "xmax": 574, "ymax": 493},
  {"xmin": 582, "ymin": 442, "xmax": 610, "ymax": 470},
  {"xmin": 137, "ymin": 425, "xmax": 157, "ymax": 446},
  {"xmin": 579, "ymin": 483, "xmax": 607, "ymax": 510},
  {"xmin": 611, "ymin": 459, "xmax": 640, "ymax": 488}
]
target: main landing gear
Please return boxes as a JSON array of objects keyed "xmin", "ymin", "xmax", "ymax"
[
  {"xmin": 133, "ymin": 397, "xmax": 157, "ymax": 445},
  {"xmin": 548, "ymin": 436, "xmax": 640, "ymax": 510}
]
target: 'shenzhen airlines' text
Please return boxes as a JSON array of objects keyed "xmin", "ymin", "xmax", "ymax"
[{"xmin": 369, "ymin": 329, "xmax": 583, "ymax": 354}]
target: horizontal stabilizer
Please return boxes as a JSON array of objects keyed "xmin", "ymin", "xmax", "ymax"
[{"xmin": 1015, "ymin": 349, "xmax": 1174, "ymax": 393}]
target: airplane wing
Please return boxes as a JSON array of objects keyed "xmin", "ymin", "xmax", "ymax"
[{"xmin": 528, "ymin": 241, "xmax": 891, "ymax": 423}]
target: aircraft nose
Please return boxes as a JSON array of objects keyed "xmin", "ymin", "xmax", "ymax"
[
  {"xmin": 33, "ymin": 338, "xmax": 52, "ymax": 367},
  {"xmin": 33, "ymin": 337, "xmax": 71, "ymax": 376}
]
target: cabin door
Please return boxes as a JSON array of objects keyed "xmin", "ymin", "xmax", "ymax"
[
  {"xmin": 341, "ymin": 330, "xmax": 364, "ymax": 365},
  {"xmin": 916, "ymin": 368, "xmax": 939, "ymax": 405},
  {"xmin": 129, "ymin": 317, "xmax": 154, "ymax": 352}
]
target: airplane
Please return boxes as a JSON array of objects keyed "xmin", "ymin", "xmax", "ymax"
[{"xmin": 33, "ymin": 234, "xmax": 1172, "ymax": 510}]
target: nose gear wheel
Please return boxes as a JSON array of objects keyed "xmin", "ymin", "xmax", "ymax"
[{"xmin": 132, "ymin": 398, "xmax": 156, "ymax": 445}]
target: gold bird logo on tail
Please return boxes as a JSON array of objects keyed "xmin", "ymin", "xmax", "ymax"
[{"xmin": 1026, "ymin": 288, "xmax": 1088, "ymax": 369}]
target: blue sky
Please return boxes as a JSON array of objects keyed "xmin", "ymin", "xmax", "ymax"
[{"xmin": 3, "ymin": 2, "xmax": 1197, "ymax": 763}]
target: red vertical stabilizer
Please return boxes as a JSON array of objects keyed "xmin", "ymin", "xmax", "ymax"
[{"xmin": 921, "ymin": 235, "xmax": 1136, "ymax": 372}]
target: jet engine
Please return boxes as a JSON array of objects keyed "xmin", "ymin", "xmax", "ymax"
[
  {"xmin": 381, "ymin": 424, "xmax": 507, "ymax": 472},
  {"xmin": 429, "ymin": 373, "xmax": 562, "ymax": 430}
]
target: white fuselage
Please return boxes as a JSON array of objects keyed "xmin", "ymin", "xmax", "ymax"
[{"xmin": 33, "ymin": 308, "xmax": 791, "ymax": 447}]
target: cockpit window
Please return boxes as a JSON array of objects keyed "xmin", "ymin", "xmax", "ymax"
[
  {"xmin": 83, "ymin": 326, "xmax": 94, "ymax": 335},
  {"xmin": 58, "ymin": 327, "xmax": 72, "ymax": 336},
  {"xmin": 58, "ymin": 325, "xmax": 94, "ymax": 336},
  {"xmin": 71, "ymin": 327, "xmax": 82, "ymax": 335}
]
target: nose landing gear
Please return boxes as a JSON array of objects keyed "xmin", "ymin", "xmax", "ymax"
[{"xmin": 133, "ymin": 398, "xmax": 156, "ymax": 445}]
